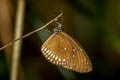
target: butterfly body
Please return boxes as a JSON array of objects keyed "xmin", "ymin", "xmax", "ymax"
[{"xmin": 41, "ymin": 24, "xmax": 92, "ymax": 73}]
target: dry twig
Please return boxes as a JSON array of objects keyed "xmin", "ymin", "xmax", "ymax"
[{"xmin": 0, "ymin": 12, "xmax": 63, "ymax": 51}]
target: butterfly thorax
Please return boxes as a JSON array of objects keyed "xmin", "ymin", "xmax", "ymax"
[{"xmin": 54, "ymin": 24, "xmax": 64, "ymax": 34}]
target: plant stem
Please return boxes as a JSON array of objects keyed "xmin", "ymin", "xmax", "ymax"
[{"xmin": 10, "ymin": 0, "xmax": 25, "ymax": 80}]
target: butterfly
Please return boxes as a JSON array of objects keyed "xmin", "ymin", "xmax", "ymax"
[{"xmin": 41, "ymin": 23, "xmax": 92, "ymax": 73}]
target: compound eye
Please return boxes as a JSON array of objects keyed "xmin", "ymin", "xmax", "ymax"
[
  {"xmin": 59, "ymin": 27, "xmax": 62, "ymax": 30},
  {"xmin": 59, "ymin": 27, "xmax": 64, "ymax": 31}
]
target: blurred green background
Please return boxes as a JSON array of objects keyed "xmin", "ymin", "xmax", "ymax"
[{"xmin": 0, "ymin": 0, "xmax": 120, "ymax": 80}]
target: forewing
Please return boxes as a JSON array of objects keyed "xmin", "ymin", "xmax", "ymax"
[{"xmin": 41, "ymin": 32, "xmax": 92, "ymax": 73}]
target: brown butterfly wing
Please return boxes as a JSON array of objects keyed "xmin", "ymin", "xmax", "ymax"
[{"xmin": 41, "ymin": 32, "xmax": 92, "ymax": 73}]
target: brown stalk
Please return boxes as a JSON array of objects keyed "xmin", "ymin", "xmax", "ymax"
[{"xmin": 10, "ymin": 0, "xmax": 25, "ymax": 80}]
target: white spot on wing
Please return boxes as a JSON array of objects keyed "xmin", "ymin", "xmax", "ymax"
[
  {"xmin": 41, "ymin": 46, "xmax": 45, "ymax": 51},
  {"xmin": 43, "ymin": 52, "xmax": 47, "ymax": 55},
  {"xmin": 59, "ymin": 58, "xmax": 61, "ymax": 61},
  {"xmin": 46, "ymin": 50, "xmax": 50, "ymax": 53},
  {"xmin": 63, "ymin": 59, "xmax": 66, "ymax": 62},
  {"xmin": 64, "ymin": 48, "xmax": 67, "ymax": 50},
  {"xmin": 42, "ymin": 51, "xmax": 45, "ymax": 54},
  {"xmin": 53, "ymin": 55, "xmax": 55, "ymax": 58},
  {"xmin": 72, "ymin": 54, "xmax": 75, "ymax": 57},
  {"xmin": 87, "ymin": 62, "xmax": 89, "ymax": 64},
  {"xmin": 44, "ymin": 48, "xmax": 47, "ymax": 51},
  {"xmin": 48, "ymin": 51, "xmax": 51, "ymax": 55},
  {"xmin": 45, "ymin": 54, "xmax": 48, "ymax": 58},
  {"xmin": 72, "ymin": 49, "xmax": 76, "ymax": 52},
  {"xmin": 64, "ymin": 63, "xmax": 66, "ymax": 65},
  {"xmin": 55, "ymin": 56, "xmax": 58, "ymax": 60},
  {"xmin": 50, "ymin": 59, "xmax": 53, "ymax": 61},
  {"xmin": 80, "ymin": 49, "xmax": 82, "ymax": 51},
  {"xmin": 50, "ymin": 53, "xmax": 53, "ymax": 57},
  {"xmin": 56, "ymin": 61, "xmax": 59, "ymax": 64},
  {"xmin": 59, "ymin": 63, "xmax": 61, "ymax": 65},
  {"xmin": 48, "ymin": 57, "xmax": 50, "ymax": 60}
]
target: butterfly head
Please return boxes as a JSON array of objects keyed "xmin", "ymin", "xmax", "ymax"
[{"xmin": 54, "ymin": 24, "xmax": 64, "ymax": 34}]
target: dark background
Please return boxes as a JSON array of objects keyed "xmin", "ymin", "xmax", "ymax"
[{"xmin": 0, "ymin": 0, "xmax": 120, "ymax": 80}]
